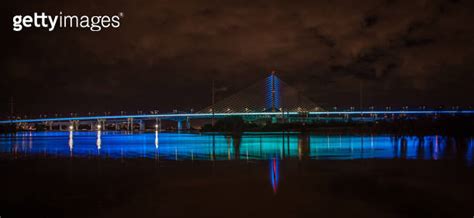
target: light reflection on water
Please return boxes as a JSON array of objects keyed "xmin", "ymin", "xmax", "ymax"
[
  {"xmin": 270, "ymin": 158, "xmax": 279, "ymax": 194},
  {"xmin": 1, "ymin": 131, "xmax": 473, "ymax": 164}
]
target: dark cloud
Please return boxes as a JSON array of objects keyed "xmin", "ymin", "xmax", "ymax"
[
  {"xmin": 1, "ymin": 0, "xmax": 474, "ymax": 116},
  {"xmin": 363, "ymin": 15, "xmax": 379, "ymax": 28}
]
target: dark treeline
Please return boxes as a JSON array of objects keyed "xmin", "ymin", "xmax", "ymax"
[{"xmin": 201, "ymin": 116, "xmax": 474, "ymax": 136}]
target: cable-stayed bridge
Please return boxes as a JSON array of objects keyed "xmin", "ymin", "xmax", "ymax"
[
  {"xmin": 200, "ymin": 72, "xmax": 321, "ymax": 113},
  {"xmin": 1, "ymin": 73, "xmax": 473, "ymax": 130}
]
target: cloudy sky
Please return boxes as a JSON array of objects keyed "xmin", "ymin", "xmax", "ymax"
[{"xmin": 2, "ymin": 0, "xmax": 474, "ymax": 116}]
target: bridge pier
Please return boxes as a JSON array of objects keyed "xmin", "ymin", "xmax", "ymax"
[
  {"xmin": 186, "ymin": 117, "xmax": 191, "ymax": 130},
  {"xmin": 98, "ymin": 119, "xmax": 106, "ymax": 131},
  {"xmin": 43, "ymin": 121, "xmax": 53, "ymax": 131},
  {"xmin": 69, "ymin": 120, "xmax": 79, "ymax": 131},
  {"xmin": 103, "ymin": 119, "xmax": 107, "ymax": 130},
  {"xmin": 138, "ymin": 120, "xmax": 145, "ymax": 131},
  {"xmin": 155, "ymin": 118, "xmax": 161, "ymax": 132},
  {"xmin": 127, "ymin": 118, "xmax": 134, "ymax": 131},
  {"xmin": 177, "ymin": 120, "xmax": 183, "ymax": 131}
]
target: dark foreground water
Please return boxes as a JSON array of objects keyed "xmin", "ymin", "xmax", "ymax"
[{"xmin": 1, "ymin": 132, "xmax": 473, "ymax": 218}]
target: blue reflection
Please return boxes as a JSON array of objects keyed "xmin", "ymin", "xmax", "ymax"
[
  {"xmin": 270, "ymin": 158, "xmax": 279, "ymax": 194},
  {"xmin": 0, "ymin": 132, "xmax": 473, "ymax": 165},
  {"xmin": 467, "ymin": 138, "xmax": 474, "ymax": 167}
]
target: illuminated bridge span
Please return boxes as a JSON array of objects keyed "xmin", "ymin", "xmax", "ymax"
[
  {"xmin": 2, "ymin": 111, "xmax": 474, "ymax": 124},
  {"xmin": 1, "ymin": 73, "xmax": 474, "ymax": 130}
]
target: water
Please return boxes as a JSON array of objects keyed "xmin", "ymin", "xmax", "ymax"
[
  {"xmin": 1, "ymin": 131, "xmax": 473, "ymax": 164},
  {"xmin": 2, "ymin": 131, "xmax": 474, "ymax": 217}
]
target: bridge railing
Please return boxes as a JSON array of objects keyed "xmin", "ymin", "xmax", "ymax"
[{"xmin": 1, "ymin": 109, "xmax": 474, "ymax": 124}]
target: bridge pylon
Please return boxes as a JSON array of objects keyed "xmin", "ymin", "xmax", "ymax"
[{"xmin": 199, "ymin": 72, "xmax": 322, "ymax": 114}]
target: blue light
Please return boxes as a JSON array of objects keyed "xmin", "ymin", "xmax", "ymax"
[
  {"xmin": 1, "ymin": 110, "xmax": 474, "ymax": 124},
  {"xmin": 270, "ymin": 158, "xmax": 279, "ymax": 194},
  {"xmin": 265, "ymin": 75, "xmax": 272, "ymax": 110},
  {"xmin": 265, "ymin": 74, "xmax": 281, "ymax": 111},
  {"xmin": 466, "ymin": 138, "xmax": 474, "ymax": 167},
  {"xmin": 1, "ymin": 132, "xmax": 472, "ymax": 165},
  {"xmin": 274, "ymin": 75, "xmax": 280, "ymax": 110}
]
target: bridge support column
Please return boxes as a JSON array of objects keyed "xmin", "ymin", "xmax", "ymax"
[
  {"xmin": 98, "ymin": 119, "xmax": 106, "ymax": 131},
  {"xmin": 155, "ymin": 118, "xmax": 161, "ymax": 132},
  {"xmin": 70, "ymin": 120, "xmax": 79, "ymax": 131},
  {"xmin": 127, "ymin": 118, "xmax": 134, "ymax": 131},
  {"xmin": 186, "ymin": 117, "xmax": 191, "ymax": 130},
  {"xmin": 177, "ymin": 120, "xmax": 183, "ymax": 131},
  {"xmin": 46, "ymin": 121, "xmax": 53, "ymax": 131},
  {"xmin": 138, "ymin": 120, "xmax": 145, "ymax": 131}
]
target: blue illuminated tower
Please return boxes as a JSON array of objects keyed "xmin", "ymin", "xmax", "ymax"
[
  {"xmin": 271, "ymin": 72, "xmax": 276, "ymax": 112},
  {"xmin": 265, "ymin": 71, "xmax": 280, "ymax": 112},
  {"xmin": 199, "ymin": 71, "xmax": 318, "ymax": 113}
]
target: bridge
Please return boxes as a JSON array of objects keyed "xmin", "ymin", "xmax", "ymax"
[{"xmin": 1, "ymin": 73, "xmax": 474, "ymax": 131}]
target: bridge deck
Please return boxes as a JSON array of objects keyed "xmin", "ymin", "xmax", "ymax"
[{"xmin": 1, "ymin": 110, "xmax": 474, "ymax": 124}]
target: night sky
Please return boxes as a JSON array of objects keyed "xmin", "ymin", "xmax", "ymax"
[{"xmin": 2, "ymin": 0, "xmax": 474, "ymax": 117}]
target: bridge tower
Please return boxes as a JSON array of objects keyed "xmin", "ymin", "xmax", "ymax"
[
  {"xmin": 271, "ymin": 71, "xmax": 276, "ymax": 112},
  {"xmin": 198, "ymin": 72, "xmax": 319, "ymax": 114},
  {"xmin": 267, "ymin": 71, "xmax": 280, "ymax": 112}
]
